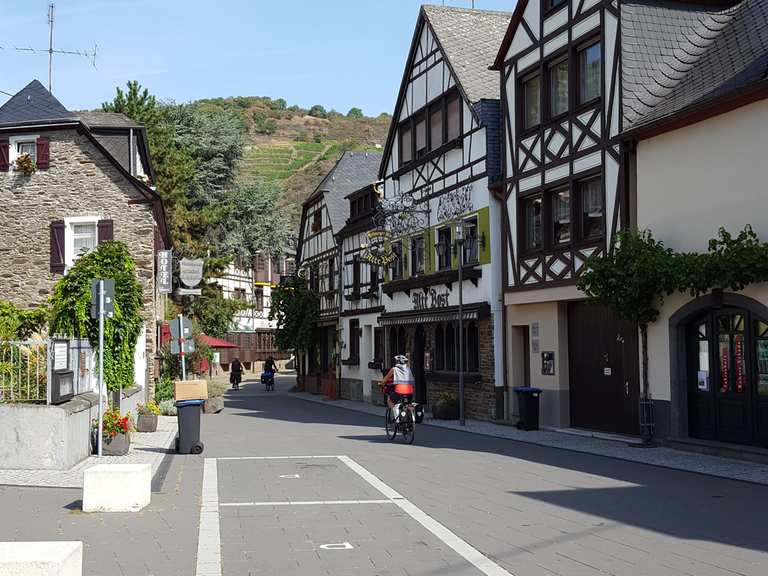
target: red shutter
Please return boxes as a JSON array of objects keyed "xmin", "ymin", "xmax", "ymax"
[
  {"xmin": 36, "ymin": 137, "xmax": 50, "ymax": 170},
  {"xmin": 50, "ymin": 220, "xmax": 65, "ymax": 273},
  {"xmin": 0, "ymin": 139, "xmax": 9, "ymax": 172},
  {"xmin": 98, "ymin": 219, "xmax": 114, "ymax": 244}
]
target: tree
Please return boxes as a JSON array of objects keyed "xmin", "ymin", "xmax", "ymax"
[
  {"xmin": 308, "ymin": 104, "xmax": 328, "ymax": 119},
  {"xmin": 577, "ymin": 229, "xmax": 677, "ymax": 442},
  {"xmin": 269, "ymin": 276, "xmax": 319, "ymax": 356},
  {"xmin": 346, "ymin": 107, "xmax": 364, "ymax": 119}
]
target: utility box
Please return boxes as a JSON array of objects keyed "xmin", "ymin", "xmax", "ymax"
[{"xmin": 174, "ymin": 379, "xmax": 208, "ymax": 401}]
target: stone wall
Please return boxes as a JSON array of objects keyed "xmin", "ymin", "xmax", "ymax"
[{"xmin": 0, "ymin": 128, "xmax": 160, "ymax": 383}]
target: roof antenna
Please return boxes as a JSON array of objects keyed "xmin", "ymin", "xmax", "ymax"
[{"xmin": 47, "ymin": 2, "xmax": 54, "ymax": 92}]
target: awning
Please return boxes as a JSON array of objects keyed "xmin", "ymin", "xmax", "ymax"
[
  {"xmin": 199, "ymin": 334, "xmax": 239, "ymax": 349},
  {"xmin": 378, "ymin": 303, "xmax": 490, "ymax": 327}
]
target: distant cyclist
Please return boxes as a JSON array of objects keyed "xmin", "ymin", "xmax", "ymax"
[{"xmin": 380, "ymin": 355, "xmax": 415, "ymax": 420}]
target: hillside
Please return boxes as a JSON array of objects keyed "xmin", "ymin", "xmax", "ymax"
[{"xmin": 193, "ymin": 96, "xmax": 391, "ymax": 229}]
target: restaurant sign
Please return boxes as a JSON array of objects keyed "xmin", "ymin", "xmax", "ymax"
[
  {"xmin": 413, "ymin": 288, "xmax": 450, "ymax": 311},
  {"xmin": 361, "ymin": 230, "xmax": 397, "ymax": 267}
]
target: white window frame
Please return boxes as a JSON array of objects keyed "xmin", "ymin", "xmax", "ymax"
[
  {"xmin": 9, "ymin": 134, "xmax": 40, "ymax": 166},
  {"xmin": 64, "ymin": 216, "xmax": 100, "ymax": 270}
]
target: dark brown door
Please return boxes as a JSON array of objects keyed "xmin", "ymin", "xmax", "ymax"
[
  {"xmin": 412, "ymin": 326, "xmax": 426, "ymax": 403},
  {"xmin": 568, "ymin": 301, "xmax": 640, "ymax": 435}
]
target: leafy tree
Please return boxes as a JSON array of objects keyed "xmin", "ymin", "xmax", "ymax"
[
  {"xmin": 269, "ymin": 275, "xmax": 318, "ymax": 355},
  {"xmin": 270, "ymin": 98, "xmax": 287, "ymax": 111},
  {"xmin": 252, "ymin": 111, "xmax": 278, "ymax": 135},
  {"xmin": 346, "ymin": 107, "xmax": 364, "ymax": 119},
  {"xmin": 577, "ymin": 230, "xmax": 677, "ymax": 441},
  {"xmin": 308, "ymin": 104, "xmax": 328, "ymax": 119}
]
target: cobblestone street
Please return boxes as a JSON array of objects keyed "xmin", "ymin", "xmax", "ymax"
[{"xmin": 2, "ymin": 375, "xmax": 768, "ymax": 575}]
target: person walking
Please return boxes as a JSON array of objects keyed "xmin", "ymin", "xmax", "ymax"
[{"xmin": 230, "ymin": 357, "xmax": 243, "ymax": 390}]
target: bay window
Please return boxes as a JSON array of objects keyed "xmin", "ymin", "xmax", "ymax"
[
  {"xmin": 549, "ymin": 59, "xmax": 569, "ymax": 116},
  {"xmin": 579, "ymin": 41, "xmax": 601, "ymax": 104}
]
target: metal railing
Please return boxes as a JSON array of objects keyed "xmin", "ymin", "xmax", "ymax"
[{"xmin": 0, "ymin": 340, "xmax": 48, "ymax": 403}]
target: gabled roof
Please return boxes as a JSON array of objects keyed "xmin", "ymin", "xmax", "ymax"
[
  {"xmin": 0, "ymin": 80, "xmax": 75, "ymax": 126},
  {"xmin": 491, "ymin": 0, "xmax": 530, "ymax": 71},
  {"xmin": 305, "ymin": 150, "xmax": 382, "ymax": 235},
  {"xmin": 422, "ymin": 5, "xmax": 512, "ymax": 104},
  {"xmin": 622, "ymin": 0, "xmax": 768, "ymax": 135},
  {"xmin": 76, "ymin": 111, "xmax": 142, "ymax": 129}
]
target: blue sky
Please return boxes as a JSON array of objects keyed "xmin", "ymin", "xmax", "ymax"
[{"xmin": 0, "ymin": 0, "xmax": 514, "ymax": 115}]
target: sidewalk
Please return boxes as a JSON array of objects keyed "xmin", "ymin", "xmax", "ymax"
[
  {"xmin": 292, "ymin": 390, "xmax": 768, "ymax": 486},
  {"xmin": 0, "ymin": 415, "xmax": 177, "ymax": 488}
]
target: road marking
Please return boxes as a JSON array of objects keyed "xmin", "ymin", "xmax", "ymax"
[
  {"xmin": 216, "ymin": 455, "xmax": 342, "ymax": 461},
  {"xmin": 319, "ymin": 542, "xmax": 354, "ymax": 550},
  {"xmin": 338, "ymin": 455, "xmax": 515, "ymax": 576},
  {"xmin": 196, "ymin": 458, "xmax": 221, "ymax": 576},
  {"xmin": 220, "ymin": 499, "xmax": 393, "ymax": 507},
  {"xmin": 279, "ymin": 474, "xmax": 300, "ymax": 479}
]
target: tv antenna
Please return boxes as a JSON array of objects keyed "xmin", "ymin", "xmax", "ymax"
[{"xmin": 0, "ymin": 3, "xmax": 97, "ymax": 94}]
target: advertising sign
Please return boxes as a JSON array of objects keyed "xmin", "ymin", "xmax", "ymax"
[
  {"xmin": 157, "ymin": 250, "xmax": 172, "ymax": 294},
  {"xmin": 179, "ymin": 258, "xmax": 204, "ymax": 288}
]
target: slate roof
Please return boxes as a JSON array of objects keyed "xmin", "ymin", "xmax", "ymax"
[
  {"xmin": 622, "ymin": 0, "xmax": 768, "ymax": 133},
  {"xmin": 0, "ymin": 80, "xmax": 75, "ymax": 126},
  {"xmin": 76, "ymin": 111, "xmax": 142, "ymax": 129},
  {"xmin": 307, "ymin": 150, "xmax": 382, "ymax": 235},
  {"xmin": 422, "ymin": 5, "xmax": 512, "ymax": 104}
]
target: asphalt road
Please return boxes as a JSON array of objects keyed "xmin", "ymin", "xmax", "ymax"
[{"xmin": 2, "ymin": 374, "xmax": 768, "ymax": 576}]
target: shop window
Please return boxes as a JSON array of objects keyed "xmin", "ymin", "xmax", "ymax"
[
  {"xmin": 552, "ymin": 188, "xmax": 571, "ymax": 245},
  {"xmin": 522, "ymin": 73, "xmax": 541, "ymax": 130},
  {"xmin": 434, "ymin": 325, "xmax": 445, "ymax": 370},
  {"xmin": 411, "ymin": 235, "xmax": 424, "ymax": 276},
  {"xmin": 579, "ymin": 177, "xmax": 603, "ymax": 239},
  {"xmin": 549, "ymin": 58, "xmax": 569, "ymax": 117},
  {"xmin": 523, "ymin": 195, "xmax": 543, "ymax": 251},
  {"xmin": 445, "ymin": 323, "xmax": 456, "ymax": 371},
  {"xmin": 579, "ymin": 40, "xmax": 602, "ymax": 104}
]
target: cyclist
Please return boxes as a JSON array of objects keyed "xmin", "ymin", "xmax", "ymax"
[{"xmin": 380, "ymin": 354, "xmax": 415, "ymax": 421}]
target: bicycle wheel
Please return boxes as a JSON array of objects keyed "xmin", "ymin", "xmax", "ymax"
[
  {"xmin": 401, "ymin": 410, "xmax": 415, "ymax": 445},
  {"xmin": 385, "ymin": 408, "xmax": 397, "ymax": 441}
]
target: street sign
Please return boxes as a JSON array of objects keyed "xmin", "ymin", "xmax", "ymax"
[
  {"xmin": 157, "ymin": 250, "xmax": 172, "ymax": 294},
  {"xmin": 170, "ymin": 317, "xmax": 193, "ymax": 340},
  {"xmin": 179, "ymin": 258, "xmax": 204, "ymax": 288},
  {"xmin": 176, "ymin": 287, "xmax": 202, "ymax": 296},
  {"xmin": 90, "ymin": 279, "xmax": 115, "ymax": 319},
  {"xmin": 170, "ymin": 339, "xmax": 195, "ymax": 354}
]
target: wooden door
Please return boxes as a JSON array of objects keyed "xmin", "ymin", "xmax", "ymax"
[{"xmin": 568, "ymin": 302, "xmax": 640, "ymax": 435}]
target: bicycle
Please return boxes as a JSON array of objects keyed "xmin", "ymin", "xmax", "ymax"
[{"xmin": 384, "ymin": 398, "xmax": 416, "ymax": 445}]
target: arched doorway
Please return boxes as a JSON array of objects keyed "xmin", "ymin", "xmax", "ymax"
[{"xmin": 675, "ymin": 294, "xmax": 768, "ymax": 447}]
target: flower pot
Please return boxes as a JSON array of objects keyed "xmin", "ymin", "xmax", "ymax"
[
  {"xmin": 203, "ymin": 396, "xmax": 224, "ymax": 414},
  {"xmin": 136, "ymin": 413, "xmax": 158, "ymax": 433},
  {"xmin": 432, "ymin": 401, "xmax": 459, "ymax": 420},
  {"xmin": 91, "ymin": 430, "xmax": 131, "ymax": 456}
]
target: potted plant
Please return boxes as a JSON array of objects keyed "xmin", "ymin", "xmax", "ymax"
[
  {"xmin": 15, "ymin": 153, "xmax": 37, "ymax": 176},
  {"xmin": 91, "ymin": 408, "xmax": 132, "ymax": 456},
  {"xmin": 431, "ymin": 390, "xmax": 459, "ymax": 420},
  {"xmin": 136, "ymin": 400, "xmax": 161, "ymax": 432}
]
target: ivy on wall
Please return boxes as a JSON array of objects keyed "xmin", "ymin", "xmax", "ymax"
[{"xmin": 49, "ymin": 242, "xmax": 144, "ymax": 392}]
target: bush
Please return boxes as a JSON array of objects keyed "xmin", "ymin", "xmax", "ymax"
[
  {"xmin": 308, "ymin": 104, "xmax": 327, "ymax": 119},
  {"xmin": 155, "ymin": 374, "xmax": 174, "ymax": 402},
  {"xmin": 0, "ymin": 301, "xmax": 47, "ymax": 340},
  {"xmin": 158, "ymin": 399, "xmax": 177, "ymax": 416},
  {"xmin": 138, "ymin": 400, "xmax": 161, "ymax": 415},
  {"xmin": 208, "ymin": 380, "xmax": 227, "ymax": 398}
]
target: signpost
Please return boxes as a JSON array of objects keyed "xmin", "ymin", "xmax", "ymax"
[
  {"xmin": 90, "ymin": 278, "xmax": 115, "ymax": 457},
  {"xmin": 170, "ymin": 314, "xmax": 194, "ymax": 380}
]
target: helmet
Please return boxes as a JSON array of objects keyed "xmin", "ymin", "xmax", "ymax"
[{"xmin": 394, "ymin": 354, "xmax": 408, "ymax": 364}]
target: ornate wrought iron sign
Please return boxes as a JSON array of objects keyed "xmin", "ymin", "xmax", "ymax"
[{"xmin": 437, "ymin": 183, "xmax": 473, "ymax": 223}]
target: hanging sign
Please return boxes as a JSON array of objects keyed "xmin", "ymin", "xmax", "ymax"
[
  {"xmin": 361, "ymin": 230, "xmax": 397, "ymax": 267},
  {"xmin": 157, "ymin": 250, "xmax": 172, "ymax": 294},
  {"xmin": 179, "ymin": 258, "xmax": 204, "ymax": 288}
]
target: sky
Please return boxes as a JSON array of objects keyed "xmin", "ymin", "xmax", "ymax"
[{"xmin": 0, "ymin": 0, "xmax": 515, "ymax": 115}]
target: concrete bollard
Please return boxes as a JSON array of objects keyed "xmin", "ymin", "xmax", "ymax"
[
  {"xmin": 0, "ymin": 541, "xmax": 82, "ymax": 576},
  {"xmin": 82, "ymin": 463, "xmax": 151, "ymax": 512}
]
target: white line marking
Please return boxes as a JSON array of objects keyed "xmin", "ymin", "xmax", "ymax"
[
  {"xmin": 216, "ymin": 455, "xmax": 342, "ymax": 461},
  {"xmin": 338, "ymin": 455, "xmax": 515, "ymax": 576},
  {"xmin": 196, "ymin": 458, "xmax": 221, "ymax": 576},
  {"xmin": 220, "ymin": 499, "xmax": 394, "ymax": 507},
  {"xmin": 319, "ymin": 542, "xmax": 354, "ymax": 550},
  {"xmin": 279, "ymin": 474, "xmax": 300, "ymax": 479}
]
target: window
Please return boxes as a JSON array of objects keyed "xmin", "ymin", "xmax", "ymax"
[
  {"xmin": 16, "ymin": 141, "xmax": 36, "ymax": 162},
  {"xmin": 579, "ymin": 41, "xmax": 601, "ymax": 104},
  {"xmin": 254, "ymin": 287, "xmax": 264, "ymax": 311},
  {"xmin": 309, "ymin": 263, "xmax": 319, "ymax": 292},
  {"xmin": 374, "ymin": 327, "xmax": 384, "ymax": 363},
  {"xmin": 547, "ymin": 0, "xmax": 567, "ymax": 9},
  {"xmin": 415, "ymin": 114, "xmax": 427, "ymax": 158},
  {"xmin": 233, "ymin": 287, "xmax": 246, "ymax": 301},
  {"xmin": 434, "ymin": 325, "xmax": 445, "ymax": 370},
  {"xmin": 311, "ymin": 210, "xmax": 322, "ymax": 233},
  {"xmin": 464, "ymin": 321, "xmax": 480, "ymax": 372},
  {"xmin": 349, "ymin": 319, "xmax": 360, "ymax": 362},
  {"xmin": 437, "ymin": 227, "xmax": 452, "ymax": 270},
  {"xmin": 579, "ymin": 178, "xmax": 603, "ymax": 239},
  {"xmin": 463, "ymin": 217, "xmax": 479, "ymax": 264},
  {"xmin": 400, "ymin": 123, "xmax": 412, "ymax": 165},
  {"xmin": 549, "ymin": 59, "xmax": 569, "ymax": 116},
  {"xmin": 370, "ymin": 264, "xmax": 379, "ymax": 294},
  {"xmin": 352, "ymin": 256, "xmax": 361, "ymax": 296},
  {"xmin": 285, "ymin": 258, "xmax": 296, "ymax": 276},
  {"xmin": 327, "ymin": 257, "xmax": 335, "ymax": 291},
  {"xmin": 429, "ymin": 104, "xmax": 443, "ymax": 150},
  {"xmin": 523, "ymin": 73, "xmax": 541, "ymax": 130},
  {"xmin": 446, "ymin": 94, "xmax": 461, "ymax": 141},
  {"xmin": 445, "ymin": 323, "xmax": 456, "ymax": 371},
  {"xmin": 391, "ymin": 241, "xmax": 403, "ymax": 280},
  {"xmin": 552, "ymin": 189, "xmax": 571, "ymax": 244},
  {"xmin": 72, "ymin": 222, "xmax": 97, "ymax": 259},
  {"xmin": 524, "ymin": 196, "xmax": 543, "ymax": 251},
  {"xmin": 411, "ymin": 235, "xmax": 424, "ymax": 276}
]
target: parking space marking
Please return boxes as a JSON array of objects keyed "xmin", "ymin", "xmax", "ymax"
[
  {"xmin": 220, "ymin": 499, "xmax": 394, "ymax": 507},
  {"xmin": 216, "ymin": 455, "xmax": 342, "ymax": 461},
  {"xmin": 196, "ymin": 458, "xmax": 222, "ymax": 576},
  {"xmin": 338, "ymin": 455, "xmax": 516, "ymax": 576}
]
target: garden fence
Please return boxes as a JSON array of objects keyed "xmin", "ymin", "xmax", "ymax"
[{"xmin": 0, "ymin": 340, "xmax": 48, "ymax": 403}]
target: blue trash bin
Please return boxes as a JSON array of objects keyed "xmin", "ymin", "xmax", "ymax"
[
  {"xmin": 513, "ymin": 387, "xmax": 543, "ymax": 431},
  {"xmin": 175, "ymin": 399, "xmax": 205, "ymax": 454}
]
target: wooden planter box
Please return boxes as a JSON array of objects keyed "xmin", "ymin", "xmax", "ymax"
[{"xmin": 136, "ymin": 413, "xmax": 158, "ymax": 433}]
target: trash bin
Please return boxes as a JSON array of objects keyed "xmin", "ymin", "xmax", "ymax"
[
  {"xmin": 175, "ymin": 399, "xmax": 205, "ymax": 454},
  {"xmin": 513, "ymin": 387, "xmax": 543, "ymax": 431}
]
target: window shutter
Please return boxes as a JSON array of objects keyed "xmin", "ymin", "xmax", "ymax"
[
  {"xmin": 0, "ymin": 139, "xmax": 8, "ymax": 172},
  {"xmin": 36, "ymin": 137, "xmax": 50, "ymax": 170},
  {"xmin": 98, "ymin": 219, "xmax": 114, "ymax": 244},
  {"xmin": 50, "ymin": 220, "xmax": 65, "ymax": 273}
]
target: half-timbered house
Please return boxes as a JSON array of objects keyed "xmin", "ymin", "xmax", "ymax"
[
  {"xmin": 296, "ymin": 151, "xmax": 381, "ymax": 394},
  {"xmin": 378, "ymin": 6, "xmax": 510, "ymax": 419}
]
